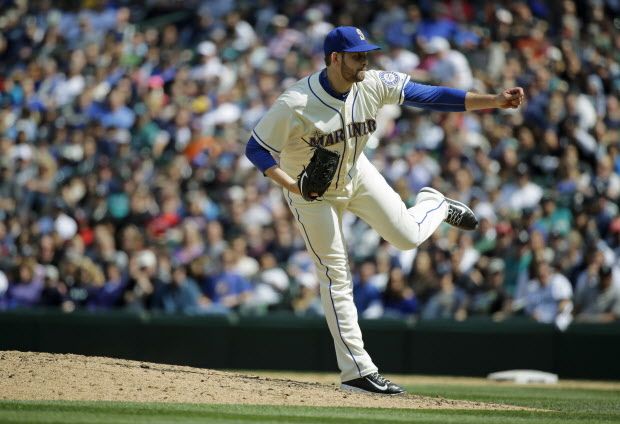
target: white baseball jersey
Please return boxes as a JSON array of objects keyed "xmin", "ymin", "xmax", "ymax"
[
  {"xmin": 252, "ymin": 69, "xmax": 410, "ymax": 190},
  {"xmin": 252, "ymin": 69, "xmax": 448, "ymax": 382}
]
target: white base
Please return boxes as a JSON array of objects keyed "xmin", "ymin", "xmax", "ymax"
[{"xmin": 487, "ymin": 369, "xmax": 559, "ymax": 384}]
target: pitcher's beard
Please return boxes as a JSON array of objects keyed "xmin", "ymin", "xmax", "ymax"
[{"xmin": 341, "ymin": 61, "xmax": 366, "ymax": 83}]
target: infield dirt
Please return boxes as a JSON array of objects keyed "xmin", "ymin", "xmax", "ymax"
[{"xmin": 0, "ymin": 351, "xmax": 530, "ymax": 410}]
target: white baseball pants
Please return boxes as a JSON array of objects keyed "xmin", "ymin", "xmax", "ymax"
[{"xmin": 285, "ymin": 155, "xmax": 448, "ymax": 382}]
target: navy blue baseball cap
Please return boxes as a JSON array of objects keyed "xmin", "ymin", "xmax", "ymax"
[{"xmin": 324, "ymin": 26, "xmax": 381, "ymax": 56}]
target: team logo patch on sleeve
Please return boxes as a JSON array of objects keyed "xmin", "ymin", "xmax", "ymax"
[{"xmin": 379, "ymin": 71, "xmax": 400, "ymax": 87}]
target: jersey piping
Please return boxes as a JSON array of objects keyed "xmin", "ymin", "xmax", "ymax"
[
  {"xmin": 286, "ymin": 190, "xmax": 363, "ymax": 378},
  {"xmin": 398, "ymin": 75, "xmax": 411, "ymax": 105},
  {"xmin": 307, "ymin": 74, "xmax": 346, "ymax": 189},
  {"xmin": 252, "ymin": 129, "xmax": 281, "ymax": 154},
  {"xmin": 349, "ymin": 87, "xmax": 360, "ymax": 178}
]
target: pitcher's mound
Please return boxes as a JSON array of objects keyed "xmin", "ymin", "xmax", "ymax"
[{"xmin": 0, "ymin": 351, "xmax": 521, "ymax": 410}]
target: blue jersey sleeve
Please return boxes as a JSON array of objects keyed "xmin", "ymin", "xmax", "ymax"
[
  {"xmin": 402, "ymin": 81, "xmax": 467, "ymax": 112},
  {"xmin": 246, "ymin": 135, "xmax": 277, "ymax": 173}
]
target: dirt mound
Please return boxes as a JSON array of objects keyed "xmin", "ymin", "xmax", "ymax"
[{"xmin": 0, "ymin": 351, "xmax": 522, "ymax": 410}]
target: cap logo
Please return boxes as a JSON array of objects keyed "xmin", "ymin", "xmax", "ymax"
[{"xmin": 324, "ymin": 26, "xmax": 380, "ymax": 55}]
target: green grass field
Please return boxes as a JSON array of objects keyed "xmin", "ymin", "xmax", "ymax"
[{"xmin": 1, "ymin": 381, "xmax": 619, "ymax": 424}]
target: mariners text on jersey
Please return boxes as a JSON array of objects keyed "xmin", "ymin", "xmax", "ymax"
[{"xmin": 307, "ymin": 119, "xmax": 377, "ymax": 147}]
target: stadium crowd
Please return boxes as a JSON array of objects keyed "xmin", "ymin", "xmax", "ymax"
[{"xmin": 0, "ymin": 0, "xmax": 619, "ymax": 328}]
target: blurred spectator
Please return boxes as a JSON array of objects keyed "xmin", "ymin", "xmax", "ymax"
[
  {"xmin": 124, "ymin": 249, "xmax": 160, "ymax": 311},
  {"xmin": 353, "ymin": 260, "xmax": 383, "ymax": 319},
  {"xmin": 6, "ymin": 259, "xmax": 43, "ymax": 308},
  {"xmin": 382, "ymin": 267, "xmax": 419, "ymax": 318},
  {"xmin": 493, "ymin": 226, "xmax": 527, "ymax": 295},
  {"xmin": 152, "ymin": 264, "xmax": 213, "ymax": 315},
  {"xmin": 408, "ymin": 250, "xmax": 437, "ymax": 303},
  {"xmin": 0, "ymin": 0, "xmax": 617, "ymax": 323},
  {"xmin": 591, "ymin": 154, "xmax": 620, "ymax": 201},
  {"xmin": 534, "ymin": 193, "xmax": 572, "ymax": 237},
  {"xmin": 173, "ymin": 221, "xmax": 206, "ymax": 265},
  {"xmin": 574, "ymin": 250, "xmax": 607, "ymax": 294},
  {"xmin": 0, "ymin": 270, "xmax": 8, "ymax": 309},
  {"xmin": 244, "ymin": 252, "xmax": 289, "ymax": 313},
  {"xmin": 287, "ymin": 248, "xmax": 322, "ymax": 316},
  {"xmin": 469, "ymin": 258, "xmax": 510, "ymax": 317},
  {"xmin": 499, "ymin": 164, "xmax": 544, "ymax": 212},
  {"xmin": 420, "ymin": 36, "xmax": 473, "ymax": 90},
  {"xmin": 291, "ymin": 271, "xmax": 322, "ymax": 316},
  {"xmin": 204, "ymin": 249, "xmax": 252, "ymax": 310},
  {"xmin": 230, "ymin": 236, "xmax": 260, "ymax": 279},
  {"xmin": 574, "ymin": 265, "xmax": 620, "ymax": 323},
  {"xmin": 90, "ymin": 261, "xmax": 127, "ymax": 310},
  {"xmin": 422, "ymin": 269, "xmax": 467, "ymax": 320},
  {"xmin": 267, "ymin": 14, "xmax": 303, "ymax": 60},
  {"xmin": 516, "ymin": 260, "xmax": 573, "ymax": 328}
]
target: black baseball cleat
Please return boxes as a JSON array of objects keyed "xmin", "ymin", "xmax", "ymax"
[
  {"xmin": 341, "ymin": 372, "xmax": 405, "ymax": 395},
  {"xmin": 420, "ymin": 187, "xmax": 479, "ymax": 231}
]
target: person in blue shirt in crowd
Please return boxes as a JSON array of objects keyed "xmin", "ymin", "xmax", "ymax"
[
  {"xmin": 353, "ymin": 260, "xmax": 383, "ymax": 318},
  {"xmin": 203, "ymin": 249, "xmax": 252, "ymax": 311}
]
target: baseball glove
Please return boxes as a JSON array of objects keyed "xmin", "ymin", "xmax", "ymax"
[{"xmin": 297, "ymin": 145, "xmax": 340, "ymax": 201}]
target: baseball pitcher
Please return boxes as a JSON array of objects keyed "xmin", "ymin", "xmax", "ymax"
[{"xmin": 246, "ymin": 26, "xmax": 524, "ymax": 394}]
